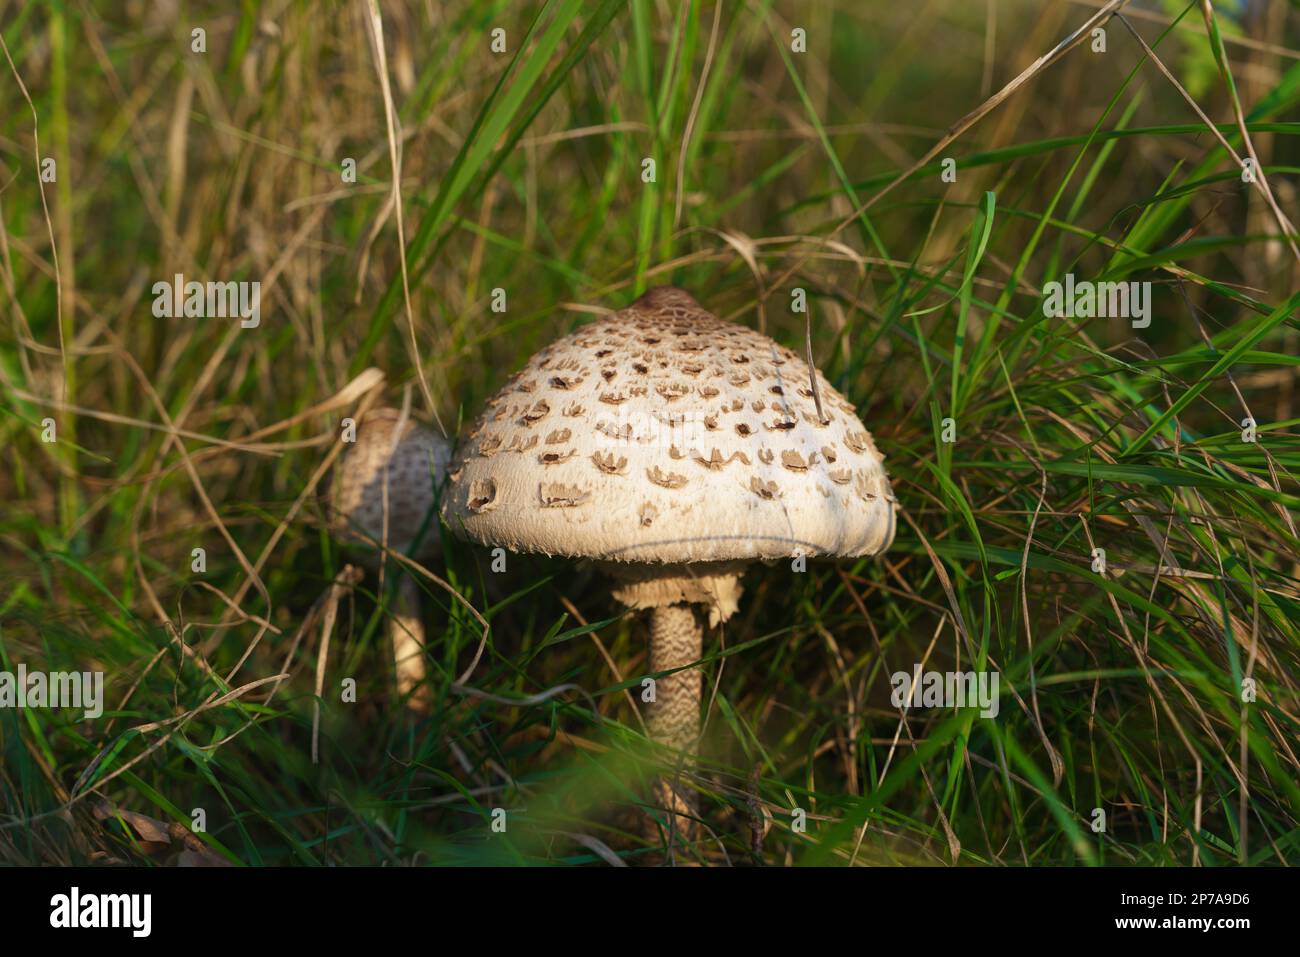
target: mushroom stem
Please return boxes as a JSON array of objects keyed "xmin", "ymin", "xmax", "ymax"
[
  {"xmin": 390, "ymin": 574, "xmax": 429, "ymax": 710},
  {"xmin": 646, "ymin": 602, "xmax": 703, "ymax": 844}
]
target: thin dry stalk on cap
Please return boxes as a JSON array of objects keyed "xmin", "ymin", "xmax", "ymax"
[{"xmin": 442, "ymin": 287, "xmax": 897, "ymax": 857}]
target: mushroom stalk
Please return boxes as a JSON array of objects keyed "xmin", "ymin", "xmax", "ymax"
[
  {"xmin": 646, "ymin": 603, "xmax": 703, "ymax": 841},
  {"xmin": 605, "ymin": 560, "xmax": 743, "ymax": 849},
  {"xmin": 390, "ymin": 574, "xmax": 428, "ymax": 707}
]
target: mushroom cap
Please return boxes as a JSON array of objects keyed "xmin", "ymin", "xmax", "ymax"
[
  {"xmin": 442, "ymin": 287, "xmax": 896, "ymax": 564},
  {"xmin": 329, "ymin": 407, "xmax": 450, "ymax": 562}
]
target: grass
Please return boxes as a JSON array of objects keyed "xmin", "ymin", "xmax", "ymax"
[{"xmin": 1, "ymin": 0, "xmax": 1298, "ymax": 866}]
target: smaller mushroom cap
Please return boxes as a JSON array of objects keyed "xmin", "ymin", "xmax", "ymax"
[
  {"xmin": 442, "ymin": 288, "xmax": 896, "ymax": 564},
  {"xmin": 329, "ymin": 407, "xmax": 450, "ymax": 562}
]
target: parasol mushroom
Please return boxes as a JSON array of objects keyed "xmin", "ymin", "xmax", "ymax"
[
  {"xmin": 442, "ymin": 287, "xmax": 895, "ymax": 846},
  {"xmin": 329, "ymin": 406, "xmax": 450, "ymax": 709}
]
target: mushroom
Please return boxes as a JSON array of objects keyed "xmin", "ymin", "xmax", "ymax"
[
  {"xmin": 329, "ymin": 406, "xmax": 450, "ymax": 709},
  {"xmin": 442, "ymin": 287, "xmax": 896, "ymax": 844}
]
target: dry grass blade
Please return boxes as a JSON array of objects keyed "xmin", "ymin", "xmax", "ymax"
[
  {"xmin": 312, "ymin": 565, "xmax": 362, "ymax": 763},
  {"xmin": 362, "ymin": 0, "xmax": 446, "ymax": 437},
  {"xmin": 0, "ymin": 30, "xmax": 65, "ymax": 394},
  {"xmin": 1115, "ymin": 12, "xmax": 1300, "ymax": 264}
]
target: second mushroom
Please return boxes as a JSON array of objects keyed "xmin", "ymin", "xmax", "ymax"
[{"xmin": 329, "ymin": 406, "xmax": 450, "ymax": 709}]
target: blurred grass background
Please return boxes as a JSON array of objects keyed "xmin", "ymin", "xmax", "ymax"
[{"xmin": 1, "ymin": 0, "xmax": 1298, "ymax": 865}]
